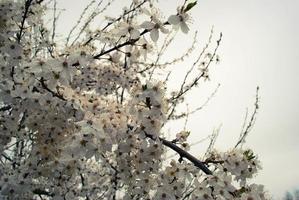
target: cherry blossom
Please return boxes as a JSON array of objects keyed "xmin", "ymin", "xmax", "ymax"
[
  {"xmin": 140, "ymin": 9, "xmax": 169, "ymax": 42},
  {"xmin": 168, "ymin": 7, "xmax": 191, "ymax": 34},
  {"xmin": 116, "ymin": 22, "xmax": 140, "ymax": 40}
]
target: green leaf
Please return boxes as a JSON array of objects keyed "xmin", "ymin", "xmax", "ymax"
[
  {"xmin": 184, "ymin": 1, "xmax": 197, "ymax": 13},
  {"xmin": 243, "ymin": 149, "xmax": 255, "ymax": 161}
]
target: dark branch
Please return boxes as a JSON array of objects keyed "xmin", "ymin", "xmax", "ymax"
[
  {"xmin": 143, "ymin": 131, "xmax": 213, "ymax": 175},
  {"xmin": 93, "ymin": 22, "xmax": 170, "ymax": 59},
  {"xmin": 33, "ymin": 189, "xmax": 54, "ymax": 197},
  {"xmin": 93, "ymin": 35, "xmax": 145, "ymax": 59},
  {"xmin": 17, "ymin": 0, "xmax": 33, "ymax": 43},
  {"xmin": 39, "ymin": 77, "xmax": 66, "ymax": 101},
  {"xmin": 0, "ymin": 105, "xmax": 12, "ymax": 112}
]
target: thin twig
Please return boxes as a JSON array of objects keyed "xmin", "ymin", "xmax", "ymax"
[
  {"xmin": 39, "ymin": 77, "xmax": 66, "ymax": 101},
  {"xmin": 51, "ymin": 0, "xmax": 57, "ymax": 42},
  {"xmin": 70, "ymin": 0, "xmax": 112, "ymax": 46},
  {"xmin": 17, "ymin": 0, "xmax": 33, "ymax": 43},
  {"xmin": 204, "ymin": 124, "xmax": 221, "ymax": 158},
  {"xmin": 66, "ymin": 0, "xmax": 98, "ymax": 45},
  {"xmin": 235, "ymin": 86, "xmax": 260, "ymax": 148},
  {"xmin": 84, "ymin": 0, "xmax": 148, "ymax": 46},
  {"xmin": 167, "ymin": 32, "xmax": 222, "ymax": 120},
  {"xmin": 170, "ymin": 84, "xmax": 220, "ymax": 120},
  {"xmin": 149, "ymin": 31, "xmax": 178, "ymax": 80}
]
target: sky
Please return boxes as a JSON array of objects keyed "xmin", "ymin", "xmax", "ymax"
[
  {"xmin": 51, "ymin": 0, "xmax": 299, "ymax": 199},
  {"xmin": 186, "ymin": 0, "xmax": 299, "ymax": 198}
]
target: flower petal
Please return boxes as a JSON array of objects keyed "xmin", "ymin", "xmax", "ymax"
[
  {"xmin": 140, "ymin": 21, "xmax": 155, "ymax": 29},
  {"xmin": 117, "ymin": 28, "xmax": 128, "ymax": 36},
  {"xmin": 180, "ymin": 22, "xmax": 189, "ymax": 34},
  {"xmin": 141, "ymin": 8, "xmax": 151, "ymax": 16},
  {"xmin": 168, "ymin": 15, "xmax": 180, "ymax": 25},
  {"xmin": 160, "ymin": 26, "xmax": 169, "ymax": 34},
  {"xmin": 130, "ymin": 29, "xmax": 140, "ymax": 39},
  {"xmin": 150, "ymin": 28, "xmax": 159, "ymax": 42}
]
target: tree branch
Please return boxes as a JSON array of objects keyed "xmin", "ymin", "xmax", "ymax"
[
  {"xmin": 143, "ymin": 130, "xmax": 212, "ymax": 175},
  {"xmin": 32, "ymin": 189, "xmax": 54, "ymax": 197},
  {"xmin": 84, "ymin": 0, "xmax": 148, "ymax": 46},
  {"xmin": 167, "ymin": 32, "xmax": 222, "ymax": 120},
  {"xmin": 17, "ymin": 0, "xmax": 33, "ymax": 43},
  {"xmin": 93, "ymin": 22, "xmax": 170, "ymax": 59},
  {"xmin": 39, "ymin": 77, "xmax": 66, "ymax": 101},
  {"xmin": 0, "ymin": 105, "xmax": 11, "ymax": 112},
  {"xmin": 235, "ymin": 86, "xmax": 260, "ymax": 148}
]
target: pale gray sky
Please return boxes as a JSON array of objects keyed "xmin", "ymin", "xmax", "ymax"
[
  {"xmin": 187, "ymin": 0, "xmax": 299, "ymax": 198},
  {"xmin": 51, "ymin": 0, "xmax": 299, "ymax": 199}
]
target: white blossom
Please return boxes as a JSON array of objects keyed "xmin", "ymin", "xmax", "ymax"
[{"xmin": 168, "ymin": 8, "xmax": 190, "ymax": 34}]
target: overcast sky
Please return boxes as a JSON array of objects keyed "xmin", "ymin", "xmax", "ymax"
[
  {"xmin": 52, "ymin": 0, "xmax": 299, "ymax": 198},
  {"xmin": 188, "ymin": 0, "xmax": 299, "ymax": 198}
]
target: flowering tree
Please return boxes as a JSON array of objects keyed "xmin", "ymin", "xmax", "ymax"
[{"xmin": 0, "ymin": 0, "xmax": 269, "ymax": 199}]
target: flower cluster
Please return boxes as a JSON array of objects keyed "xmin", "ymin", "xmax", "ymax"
[{"xmin": 207, "ymin": 149, "xmax": 262, "ymax": 186}]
